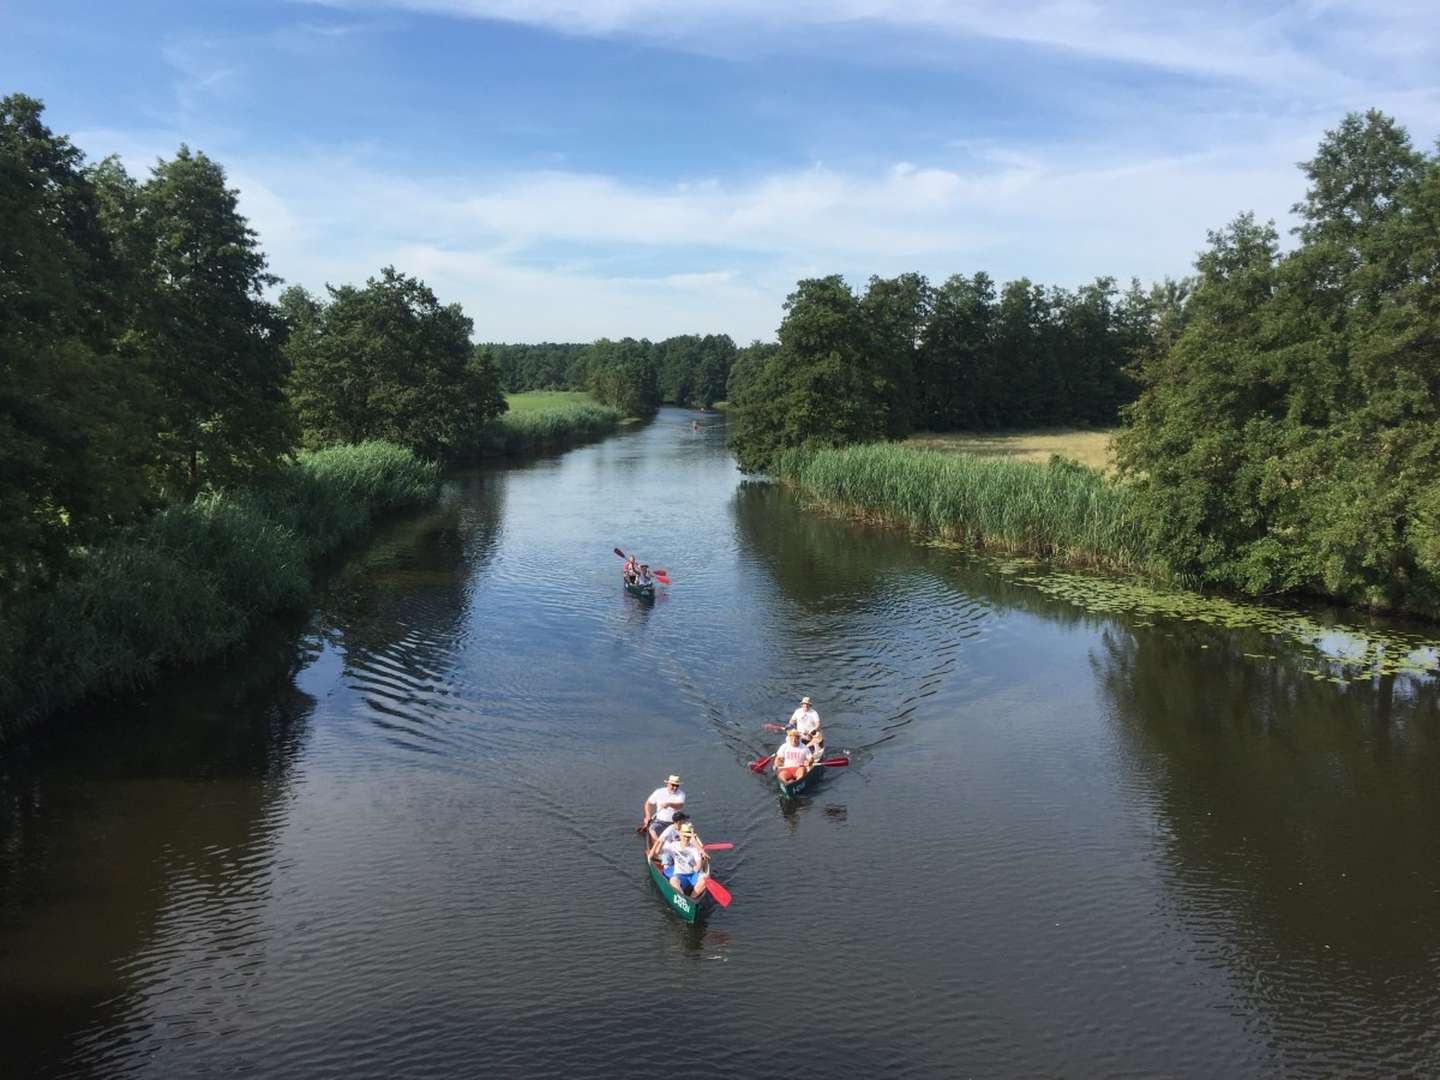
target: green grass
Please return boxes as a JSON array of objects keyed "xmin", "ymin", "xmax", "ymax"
[
  {"xmin": 468, "ymin": 393, "xmax": 621, "ymax": 456},
  {"xmin": 773, "ymin": 443, "xmax": 1152, "ymax": 572},
  {"xmin": 1, "ymin": 442, "xmax": 440, "ymax": 740},
  {"xmin": 504, "ymin": 390, "xmax": 598, "ymax": 414}
]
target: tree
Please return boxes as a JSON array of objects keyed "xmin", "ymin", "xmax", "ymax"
[
  {"xmin": 286, "ymin": 267, "xmax": 504, "ymax": 456},
  {"xmin": 728, "ymin": 276, "xmax": 890, "ymax": 472},
  {"xmin": 915, "ymin": 273, "xmax": 995, "ymax": 430},
  {"xmin": 861, "ymin": 272, "xmax": 930, "ymax": 438},
  {"xmin": 582, "ymin": 337, "xmax": 659, "ymax": 417},
  {"xmin": 132, "ymin": 146, "xmax": 292, "ymax": 493},
  {"xmin": 0, "ymin": 95, "xmax": 153, "ymax": 590}
]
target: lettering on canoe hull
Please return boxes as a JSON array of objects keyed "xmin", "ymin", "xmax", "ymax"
[{"xmin": 674, "ymin": 895, "xmax": 692, "ymax": 913}]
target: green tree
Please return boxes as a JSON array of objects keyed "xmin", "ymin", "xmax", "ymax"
[
  {"xmin": 131, "ymin": 146, "xmax": 292, "ymax": 493},
  {"xmin": 861, "ymin": 272, "xmax": 930, "ymax": 438},
  {"xmin": 286, "ymin": 267, "xmax": 504, "ymax": 456},
  {"xmin": 729, "ymin": 276, "xmax": 890, "ymax": 473},
  {"xmin": 915, "ymin": 272, "xmax": 995, "ymax": 430},
  {"xmin": 582, "ymin": 337, "xmax": 659, "ymax": 417},
  {"xmin": 0, "ymin": 95, "xmax": 153, "ymax": 589}
]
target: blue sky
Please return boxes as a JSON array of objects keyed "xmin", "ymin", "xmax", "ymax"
[{"xmin": 6, "ymin": 0, "xmax": 1438, "ymax": 342}]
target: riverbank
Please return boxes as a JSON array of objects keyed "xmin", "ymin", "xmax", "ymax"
[
  {"xmin": 771, "ymin": 443, "xmax": 1153, "ymax": 572},
  {"xmin": 0, "ymin": 442, "xmax": 440, "ymax": 743},
  {"xmin": 469, "ymin": 392, "xmax": 622, "ymax": 456}
]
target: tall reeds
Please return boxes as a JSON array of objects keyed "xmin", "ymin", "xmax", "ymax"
[
  {"xmin": 772, "ymin": 444, "xmax": 1153, "ymax": 572},
  {"xmin": 1, "ymin": 442, "xmax": 440, "ymax": 739},
  {"xmin": 469, "ymin": 402, "xmax": 621, "ymax": 456}
]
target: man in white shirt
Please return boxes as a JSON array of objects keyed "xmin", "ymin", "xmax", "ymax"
[
  {"xmin": 641, "ymin": 773, "xmax": 686, "ymax": 841},
  {"xmin": 647, "ymin": 812, "xmax": 702, "ymax": 860},
  {"xmin": 789, "ymin": 695, "xmax": 822, "ymax": 752},
  {"xmin": 660, "ymin": 822, "xmax": 709, "ymax": 898},
  {"xmin": 774, "ymin": 728, "xmax": 813, "ymax": 783}
]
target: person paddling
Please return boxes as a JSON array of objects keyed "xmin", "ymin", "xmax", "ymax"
[
  {"xmin": 773, "ymin": 727, "xmax": 812, "ymax": 784},
  {"xmin": 647, "ymin": 811, "xmax": 702, "ymax": 857},
  {"xmin": 641, "ymin": 773, "xmax": 686, "ymax": 841},
  {"xmin": 659, "ymin": 821, "xmax": 709, "ymax": 898},
  {"xmin": 788, "ymin": 694, "xmax": 823, "ymax": 753}
]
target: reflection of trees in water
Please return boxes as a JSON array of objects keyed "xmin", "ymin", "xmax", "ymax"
[
  {"xmin": 1093, "ymin": 623, "xmax": 1440, "ymax": 1064},
  {"xmin": 0, "ymin": 625, "xmax": 318, "ymax": 1075},
  {"xmin": 313, "ymin": 471, "xmax": 503, "ymax": 664}
]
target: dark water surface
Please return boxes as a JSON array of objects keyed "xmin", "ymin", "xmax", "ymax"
[{"xmin": 4, "ymin": 409, "xmax": 1440, "ymax": 1077}]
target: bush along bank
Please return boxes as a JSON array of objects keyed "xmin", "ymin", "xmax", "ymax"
[
  {"xmin": 466, "ymin": 401, "xmax": 622, "ymax": 457},
  {"xmin": 771, "ymin": 443, "xmax": 1156, "ymax": 574},
  {"xmin": 0, "ymin": 441, "xmax": 440, "ymax": 742}
]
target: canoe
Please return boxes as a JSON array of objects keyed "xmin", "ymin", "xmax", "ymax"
[
  {"xmin": 624, "ymin": 580, "xmax": 656, "ymax": 600},
  {"xmin": 777, "ymin": 762, "xmax": 824, "ymax": 798},
  {"xmin": 646, "ymin": 854, "xmax": 708, "ymax": 923}
]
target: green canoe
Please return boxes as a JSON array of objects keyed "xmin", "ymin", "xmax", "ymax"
[
  {"xmin": 624, "ymin": 579, "xmax": 655, "ymax": 600},
  {"xmin": 777, "ymin": 762, "xmax": 824, "ymax": 798},
  {"xmin": 646, "ymin": 855, "xmax": 707, "ymax": 923}
]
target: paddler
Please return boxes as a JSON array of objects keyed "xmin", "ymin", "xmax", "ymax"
[
  {"xmin": 641, "ymin": 773, "xmax": 686, "ymax": 841},
  {"xmin": 647, "ymin": 811, "xmax": 701, "ymax": 857},
  {"xmin": 773, "ymin": 727, "xmax": 813, "ymax": 783},
  {"xmin": 788, "ymin": 694, "xmax": 822, "ymax": 752},
  {"xmin": 659, "ymin": 821, "xmax": 709, "ymax": 898}
]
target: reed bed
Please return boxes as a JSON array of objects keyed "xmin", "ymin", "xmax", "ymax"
[
  {"xmin": 471, "ymin": 401, "xmax": 621, "ymax": 456},
  {"xmin": 1, "ymin": 442, "xmax": 440, "ymax": 740},
  {"xmin": 772, "ymin": 443, "xmax": 1153, "ymax": 572}
]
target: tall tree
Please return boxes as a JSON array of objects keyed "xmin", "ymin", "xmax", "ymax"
[
  {"xmin": 916, "ymin": 272, "xmax": 995, "ymax": 430},
  {"xmin": 729, "ymin": 276, "xmax": 889, "ymax": 472},
  {"xmin": 582, "ymin": 337, "xmax": 659, "ymax": 417},
  {"xmin": 286, "ymin": 267, "xmax": 504, "ymax": 456},
  {"xmin": 861, "ymin": 272, "xmax": 930, "ymax": 438},
  {"xmin": 133, "ymin": 146, "xmax": 292, "ymax": 493}
]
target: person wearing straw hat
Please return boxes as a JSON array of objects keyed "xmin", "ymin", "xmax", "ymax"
[
  {"xmin": 659, "ymin": 821, "xmax": 709, "ymax": 898},
  {"xmin": 647, "ymin": 811, "xmax": 703, "ymax": 859},
  {"xmin": 641, "ymin": 773, "xmax": 686, "ymax": 841},
  {"xmin": 788, "ymin": 695, "xmax": 823, "ymax": 753}
]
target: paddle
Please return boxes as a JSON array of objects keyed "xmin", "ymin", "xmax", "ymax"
[
  {"xmin": 703, "ymin": 842, "xmax": 733, "ymax": 851},
  {"xmin": 702, "ymin": 876, "xmax": 732, "ymax": 907},
  {"xmin": 747, "ymin": 754, "xmax": 772, "ymax": 773},
  {"xmin": 654, "ymin": 572, "xmax": 671, "ymax": 584},
  {"xmin": 818, "ymin": 756, "xmax": 850, "ymax": 768},
  {"xmin": 614, "ymin": 547, "xmax": 627, "ymax": 559},
  {"xmin": 763, "ymin": 722, "xmax": 786, "ymax": 732}
]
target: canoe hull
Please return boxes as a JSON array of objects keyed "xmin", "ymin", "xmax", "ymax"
[
  {"xmin": 647, "ymin": 856, "xmax": 706, "ymax": 923},
  {"xmin": 777, "ymin": 764, "xmax": 824, "ymax": 798},
  {"xmin": 624, "ymin": 581, "xmax": 656, "ymax": 601}
]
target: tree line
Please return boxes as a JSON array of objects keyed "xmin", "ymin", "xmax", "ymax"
[
  {"xmin": 727, "ymin": 270, "xmax": 1181, "ymax": 472},
  {"xmin": 489, "ymin": 333, "xmax": 740, "ymax": 411}
]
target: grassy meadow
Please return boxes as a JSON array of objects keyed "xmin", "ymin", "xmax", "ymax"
[{"xmin": 905, "ymin": 428, "xmax": 1118, "ymax": 473}]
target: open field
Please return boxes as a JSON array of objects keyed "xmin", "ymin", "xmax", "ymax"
[
  {"xmin": 504, "ymin": 390, "xmax": 597, "ymax": 413},
  {"xmin": 906, "ymin": 428, "xmax": 1118, "ymax": 473}
]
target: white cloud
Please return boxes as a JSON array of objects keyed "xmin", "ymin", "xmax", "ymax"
[{"xmin": 309, "ymin": 0, "xmax": 1436, "ymax": 92}]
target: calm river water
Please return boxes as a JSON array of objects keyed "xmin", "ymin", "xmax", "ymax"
[{"xmin": 4, "ymin": 409, "xmax": 1440, "ymax": 1077}]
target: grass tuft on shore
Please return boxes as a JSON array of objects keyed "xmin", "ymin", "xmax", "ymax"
[
  {"xmin": 772, "ymin": 442, "xmax": 1151, "ymax": 572},
  {"xmin": 469, "ymin": 393, "xmax": 621, "ymax": 456}
]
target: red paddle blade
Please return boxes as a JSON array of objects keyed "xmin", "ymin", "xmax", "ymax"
[
  {"xmin": 705, "ymin": 876, "xmax": 732, "ymax": 907},
  {"xmin": 763, "ymin": 723, "xmax": 786, "ymax": 732},
  {"xmin": 747, "ymin": 755, "xmax": 772, "ymax": 773},
  {"xmin": 703, "ymin": 842, "xmax": 733, "ymax": 851},
  {"xmin": 654, "ymin": 568, "xmax": 668, "ymax": 575},
  {"xmin": 819, "ymin": 757, "xmax": 850, "ymax": 767}
]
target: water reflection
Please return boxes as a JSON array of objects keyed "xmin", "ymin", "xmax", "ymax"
[
  {"xmin": 1094, "ymin": 621, "xmax": 1440, "ymax": 1071},
  {"xmin": 0, "ymin": 625, "xmax": 317, "ymax": 1077}
]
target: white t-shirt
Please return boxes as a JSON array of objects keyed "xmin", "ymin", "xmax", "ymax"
[
  {"xmin": 663, "ymin": 838, "xmax": 704, "ymax": 875},
  {"xmin": 775, "ymin": 742, "xmax": 811, "ymax": 768},
  {"xmin": 648, "ymin": 786, "xmax": 685, "ymax": 823},
  {"xmin": 790, "ymin": 706, "xmax": 821, "ymax": 736}
]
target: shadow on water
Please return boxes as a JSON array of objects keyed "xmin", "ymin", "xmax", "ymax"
[
  {"xmin": 0, "ymin": 624, "xmax": 318, "ymax": 1078},
  {"xmin": 1093, "ymin": 620, "xmax": 1440, "ymax": 1072}
]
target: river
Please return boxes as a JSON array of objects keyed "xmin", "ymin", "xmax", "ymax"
[{"xmin": 3, "ymin": 408, "xmax": 1439, "ymax": 1077}]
